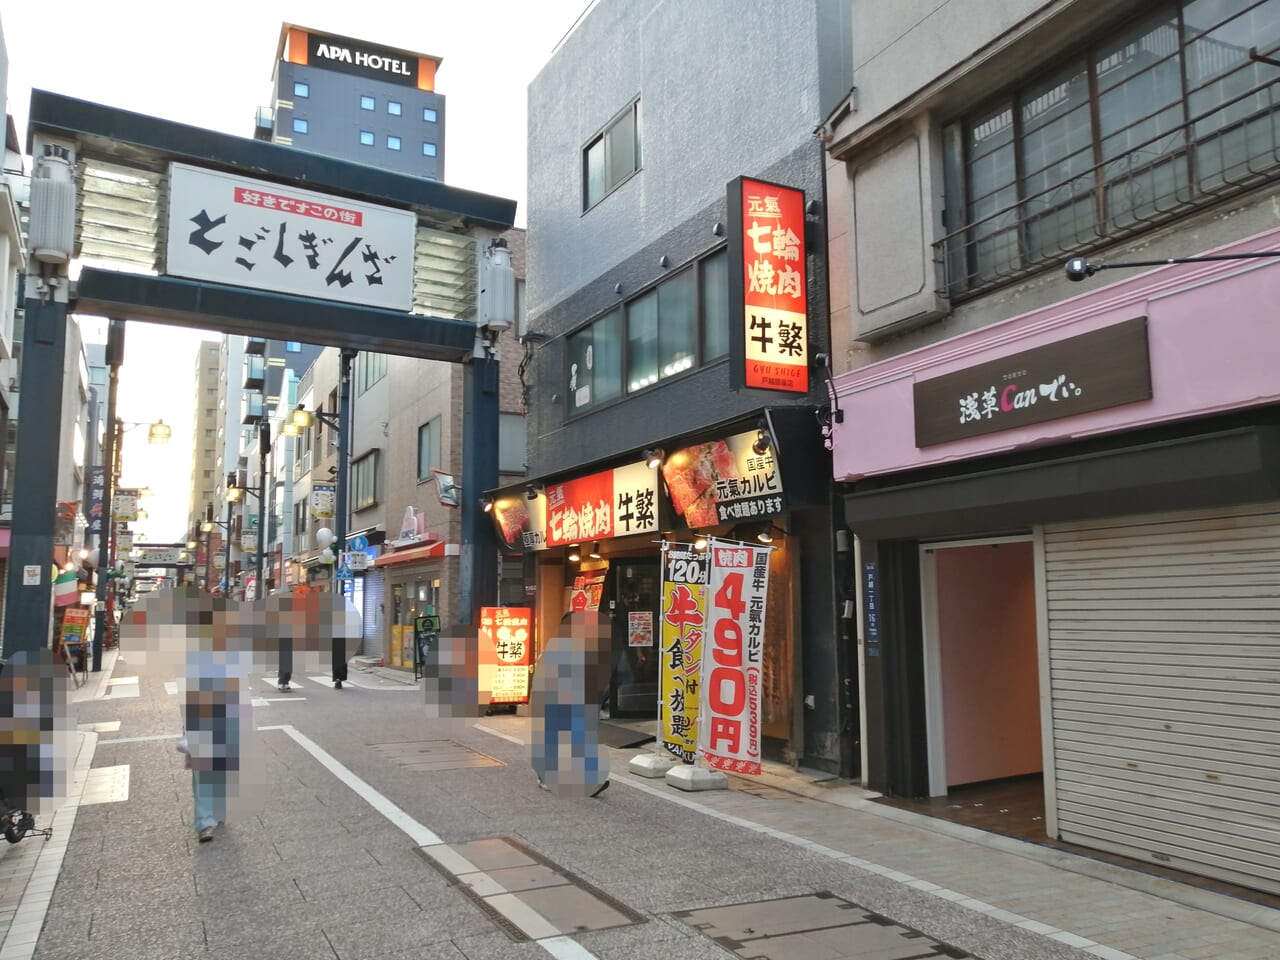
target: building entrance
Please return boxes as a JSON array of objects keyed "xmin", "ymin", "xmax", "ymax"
[{"xmin": 920, "ymin": 537, "xmax": 1042, "ymax": 797}]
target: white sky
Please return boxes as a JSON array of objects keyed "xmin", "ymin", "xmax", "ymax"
[{"xmin": 3, "ymin": 1, "xmax": 591, "ymax": 543}]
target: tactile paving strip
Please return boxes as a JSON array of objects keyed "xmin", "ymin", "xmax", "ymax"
[{"xmin": 674, "ymin": 891, "xmax": 976, "ymax": 959}]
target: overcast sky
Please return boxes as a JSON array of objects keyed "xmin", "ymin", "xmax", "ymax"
[{"xmin": 3, "ymin": 1, "xmax": 591, "ymax": 543}]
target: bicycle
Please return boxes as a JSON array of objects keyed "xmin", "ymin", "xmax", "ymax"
[{"xmin": 56, "ymin": 638, "xmax": 89, "ymax": 689}]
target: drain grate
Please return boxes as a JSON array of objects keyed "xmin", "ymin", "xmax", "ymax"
[
  {"xmin": 675, "ymin": 891, "xmax": 977, "ymax": 959},
  {"xmin": 417, "ymin": 836, "xmax": 646, "ymax": 942},
  {"xmin": 368, "ymin": 739, "xmax": 504, "ymax": 772}
]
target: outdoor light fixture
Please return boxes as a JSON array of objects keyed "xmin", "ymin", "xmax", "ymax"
[
  {"xmin": 567, "ymin": 544, "xmax": 581, "ymax": 562},
  {"xmin": 146, "ymin": 420, "xmax": 171, "ymax": 444},
  {"xmin": 1065, "ymin": 249, "xmax": 1280, "ymax": 282},
  {"xmin": 481, "ymin": 496, "xmax": 494, "ymax": 513},
  {"xmin": 201, "ymin": 519, "xmax": 213, "ymax": 533},
  {"xmin": 290, "ymin": 405, "xmax": 316, "ymax": 429},
  {"xmin": 693, "ymin": 532, "xmax": 709, "ymax": 551},
  {"xmin": 752, "ymin": 427, "xmax": 772, "ymax": 456},
  {"xmin": 226, "ymin": 486, "xmax": 242, "ymax": 503},
  {"xmin": 279, "ymin": 420, "xmax": 301, "ymax": 438},
  {"xmin": 588, "ymin": 541, "xmax": 602, "ymax": 559},
  {"xmin": 757, "ymin": 527, "xmax": 774, "ymax": 544},
  {"xmin": 644, "ymin": 448, "xmax": 665, "ymax": 469},
  {"xmin": 525, "ymin": 482, "xmax": 543, "ymax": 501}
]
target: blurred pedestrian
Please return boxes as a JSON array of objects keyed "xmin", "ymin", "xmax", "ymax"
[{"xmin": 530, "ymin": 610, "xmax": 611, "ymax": 798}]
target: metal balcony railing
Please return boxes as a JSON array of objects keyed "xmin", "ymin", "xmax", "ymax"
[{"xmin": 936, "ymin": 11, "xmax": 1280, "ymax": 300}]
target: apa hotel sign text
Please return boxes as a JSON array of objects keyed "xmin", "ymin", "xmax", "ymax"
[{"xmin": 306, "ymin": 30, "xmax": 422, "ymax": 87}]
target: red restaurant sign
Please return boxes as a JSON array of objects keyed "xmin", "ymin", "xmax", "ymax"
[{"xmin": 728, "ymin": 177, "xmax": 809, "ymax": 394}]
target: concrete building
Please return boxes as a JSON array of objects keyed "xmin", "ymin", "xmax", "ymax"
[
  {"xmin": 521, "ymin": 0, "xmax": 851, "ymax": 773},
  {"xmin": 256, "ymin": 23, "xmax": 445, "ymax": 180},
  {"xmin": 824, "ymin": 0, "xmax": 1280, "ymax": 897},
  {"xmin": 186, "ymin": 339, "xmax": 220, "ymax": 581}
]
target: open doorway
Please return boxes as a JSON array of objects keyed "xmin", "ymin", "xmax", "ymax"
[{"xmin": 920, "ymin": 537, "xmax": 1042, "ymax": 806}]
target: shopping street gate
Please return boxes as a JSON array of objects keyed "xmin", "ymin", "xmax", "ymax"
[{"xmin": 7, "ymin": 90, "xmax": 514, "ymax": 655}]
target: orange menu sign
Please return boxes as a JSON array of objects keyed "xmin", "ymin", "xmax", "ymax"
[{"xmin": 478, "ymin": 607, "xmax": 533, "ymax": 704}]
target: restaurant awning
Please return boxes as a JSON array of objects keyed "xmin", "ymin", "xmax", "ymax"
[{"xmin": 371, "ymin": 540, "xmax": 446, "ymax": 567}]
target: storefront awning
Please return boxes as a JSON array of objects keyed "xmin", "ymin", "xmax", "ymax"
[{"xmin": 372, "ymin": 540, "xmax": 446, "ymax": 567}]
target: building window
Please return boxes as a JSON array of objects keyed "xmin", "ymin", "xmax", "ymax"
[
  {"xmin": 293, "ymin": 81, "xmax": 310, "ymax": 98},
  {"xmin": 422, "ymin": 142, "xmax": 437, "ymax": 157},
  {"xmin": 388, "ymin": 100, "xmax": 402, "ymax": 116},
  {"xmin": 583, "ymin": 99, "xmax": 641, "ymax": 211},
  {"xmin": 423, "ymin": 107, "xmax": 438, "ymax": 123},
  {"xmin": 205, "ymin": 408, "xmax": 215, "ymax": 417},
  {"xmin": 567, "ymin": 250, "xmax": 725, "ymax": 415},
  {"xmin": 416, "ymin": 418, "xmax": 440, "ymax": 482},
  {"xmin": 355, "ymin": 352, "xmax": 387, "ymax": 394},
  {"xmin": 360, "ymin": 95, "xmax": 375, "ymax": 111},
  {"xmin": 359, "ymin": 130, "xmax": 375, "ymax": 147},
  {"xmin": 292, "ymin": 118, "xmax": 309, "ymax": 135},
  {"xmin": 942, "ymin": 0, "xmax": 1280, "ymax": 297},
  {"xmin": 352, "ymin": 452, "xmax": 379, "ymax": 510},
  {"xmin": 387, "ymin": 135, "xmax": 402, "ymax": 151},
  {"xmin": 498, "ymin": 413, "xmax": 526, "ymax": 473},
  {"xmin": 286, "ymin": 341, "xmax": 301, "ymax": 353}
]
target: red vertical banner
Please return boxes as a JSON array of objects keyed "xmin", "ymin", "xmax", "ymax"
[
  {"xmin": 698, "ymin": 542, "xmax": 771, "ymax": 775},
  {"xmin": 478, "ymin": 607, "xmax": 533, "ymax": 704},
  {"xmin": 728, "ymin": 177, "xmax": 809, "ymax": 394}
]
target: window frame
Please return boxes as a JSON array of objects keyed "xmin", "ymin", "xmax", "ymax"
[
  {"xmin": 582, "ymin": 99, "xmax": 642, "ymax": 212},
  {"xmin": 423, "ymin": 107, "xmax": 438, "ymax": 123},
  {"xmin": 359, "ymin": 130, "xmax": 375, "ymax": 147},
  {"xmin": 291, "ymin": 117, "xmax": 309, "ymax": 135},
  {"xmin": 352, "ymin": 451, "xmax": 380, "ymax": 511},
  {"xmin": 416, "ymin": 418, "xmax": 441, "ymax": 483},
  {"xmin": 422, "ymin": 141, "xmax": 438, "ymax": 157},
  {"xmin": 387, "ymin": 135, "xmax": 402, "ymax": 151},
  {"xmin": 941, "ymin": 0, "xmax": 1280, "ymax": 297},
  {"xmin": 293, "ymin": 81, "xmax": 310, "ymax": 99},
  {"xmin": 360, "ymin": 95, "xmax": 376, "ymax": 111},
  {"xmin": 388, "ymin": 100, "xmax": 402, "ymax": 116},
  {"xmin": 564, "ymin": 245, "xmax": 727, "ymax": 420}
]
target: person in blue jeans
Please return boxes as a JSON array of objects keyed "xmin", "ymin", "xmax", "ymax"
[{"xmin": 531, "ymin": 611, "xmax": 610, "ymax": 798}]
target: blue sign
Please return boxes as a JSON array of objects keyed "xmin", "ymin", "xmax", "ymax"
[
  {"xmin": 349, "ymin": 534, "xmax": 369, "ymax": 552},
  {"xmin": 863, "ymin": 561, "xmax": 879, "ymax": 648}
]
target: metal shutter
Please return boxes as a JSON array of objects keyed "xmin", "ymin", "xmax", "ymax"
[
  {"xmin": 361, "ymin": 569, "xmax": 385, "ymax": 662},
  {"xmin": 1042, "ymin": 501, "xmax": 1280, "ymax": 895}
]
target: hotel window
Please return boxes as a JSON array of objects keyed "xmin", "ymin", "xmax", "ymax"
[
  {"xmin": 293, "ymin": 81, "xmax": 310, "ymax": 98},
  {"xmin": 360, "ymin": 130, "xmax": 375, "ymax": 147},
  {"xmin": 583, "ymin": 99, "xmax": 641, "ymax": 211},
  {"xmin": 942, "ymin": 0, "xmax": 1280, "ymax": 297},
  {"xmin": 423, "ymin": 107, "xmax": 438, "ymax": 123},
  {"xmin": 360, "ymin": 95, "xmax": 375, "ymax": 110},
  {"xmin": 292, "ymin": 118, "xmax": 309, "ymax": 135},
  {"xmin": 387, "ymin": 135, "xmax": 402, "ymax": 151},
  {"xmin": 388, "ymin": 100, "xmax": 402, "ymax": 116},
  {"xmin": 422, "ymin": 142, "xmax": 437, "ymax": 157},
  {"xmin": 352, "ymin": 452, "xmax": 379, "ymax": 510},
  {"xmin": 286, "ymin": 341, "xmax": 301, "ymax": 353}
]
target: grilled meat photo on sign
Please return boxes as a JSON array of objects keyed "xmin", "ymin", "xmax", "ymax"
[
  {"xmin": 662, "ymin": 441, "xmax": 738, "ymax": 528},
  {"xmin": 494, "ymin": 498, "xmax": 530, "ymax": 547}
]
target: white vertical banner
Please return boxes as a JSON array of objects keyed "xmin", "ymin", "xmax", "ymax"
[{"xmin": 698, "ymin": 540, "xmax": 771, "ymax": 775}]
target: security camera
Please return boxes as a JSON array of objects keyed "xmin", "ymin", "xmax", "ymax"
[{"xmin": 1064, "ymin": 257, "xmax": 1095, "ymax": 282}]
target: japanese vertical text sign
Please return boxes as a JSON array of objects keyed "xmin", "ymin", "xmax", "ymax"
[
  {"xmin": 165, "ymin": 163, "xmax": 416, "ymax": 311},
  {"xmin": 661, "ymin": 546, "xmax": 708, "ymax": 763},
  {"xmin": 698, "ymin": 542, "xmax": 771, "ymax": 775},
  {"xmin": 478, "ymin": 607, "xmax": 533, "ymax": 704},
  {"xmin": 728, "ymin": 177, "xmax": 809, "ymax": 393}
]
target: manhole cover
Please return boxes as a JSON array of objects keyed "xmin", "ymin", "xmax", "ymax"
[
  {"xmin": 675, "ymin": 892, "xmax": 977, "ymax": 959},
  {"xmin": 417, "ymin": 836, "xmax": 645, "ymax": 942},
  {"xmin": 368, "ymin": 740, "xmax": 504, "ymax": 771}
]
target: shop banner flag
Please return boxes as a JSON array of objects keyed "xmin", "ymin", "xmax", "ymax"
[
  {"xmin": 698, "ymin": 540, "xmax": 771, "ymax": 775},
  {"xmin": 660, "ymin": 545, "xmax": 708, "ymax": 763},
  {"xmin": 53, "ymin": 569, "xmax": 80, "ymax": 608}
]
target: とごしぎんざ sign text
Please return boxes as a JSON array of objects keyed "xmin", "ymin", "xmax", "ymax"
[
  {"xmin": 912, "ymin": 317, "xmax": 1152, "ymax": 448},
  {"xmin": 728, "ymin": 177, "xmax": 809, "ymax": 394}
]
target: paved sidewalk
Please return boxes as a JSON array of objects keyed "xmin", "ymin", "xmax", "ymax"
[{"xmin": 1, "ymin": 648, "xmax": 1276, "ymax": 960}]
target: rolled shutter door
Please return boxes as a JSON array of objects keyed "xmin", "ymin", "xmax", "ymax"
[
  {"xmin": 362, "ymin": 568, "xmax": 385, "ymax": 662},
  {"xmin": 1043, "ymin": 501, "xmax": 1280, "ymax": 894}
]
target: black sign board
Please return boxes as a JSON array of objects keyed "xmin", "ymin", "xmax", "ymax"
[
  {"xmin": 307, "ymin": 31, "xmax": 420, "ymax": 88},
  {"xmin": 913, "ymin": 317, "xmax": 1151, "ymax": 448}
]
